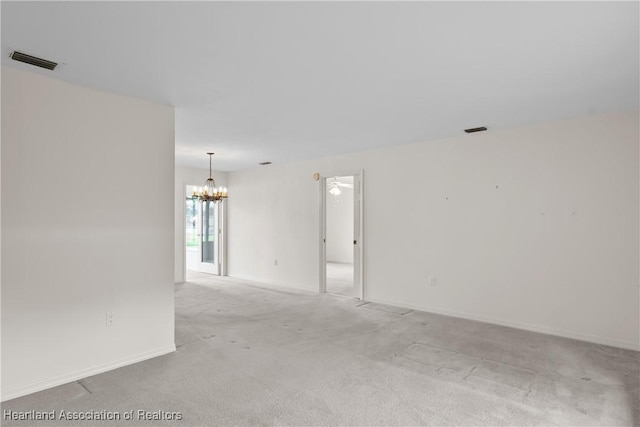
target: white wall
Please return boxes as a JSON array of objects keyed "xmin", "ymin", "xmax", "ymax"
[
  {"xmin": 326, "ymin": 185, "xmax": 354, "ymax": 263},
  {"xmin": 228, "ymin": 109, "xmax": 640, "ymax": 350},
  {"xmin": 174, "ymin": 165, "xmax": 227, "ymax": 283},
  {"xmin": 1, "ymin": 66, "xmax": 176, "ymax": 400},
  {"xmin": 227, "ymin": 163, "xmax": 319, "ymax": 290}
]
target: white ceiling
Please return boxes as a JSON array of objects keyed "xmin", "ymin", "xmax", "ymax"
[{"xmin": 2, "ymin": 2, "xmax": 638, "ymax": 171}]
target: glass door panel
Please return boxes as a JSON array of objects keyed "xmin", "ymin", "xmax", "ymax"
[
  {"xmin": 186, "ymin": 198, "xmax": 198, "ymax": 248},
  {"xmin": 185, "ymin": 184, "xmax": 226, "ymax": 277},
  {"xmin": 185, "ymin": 196, "xmax": 200, "ymax": 271},
  {"xmin": 198, "ymin": 200, "xmax": 219, "ymax": 274}
]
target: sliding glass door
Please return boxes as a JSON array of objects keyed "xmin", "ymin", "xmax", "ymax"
[
  {"xmin": 185, "ymin": 185, "xmax": 226, "ymax": 276},
  {"xmin": 198, "ymin": 200, "xmax": 218, "ymax": 274}
]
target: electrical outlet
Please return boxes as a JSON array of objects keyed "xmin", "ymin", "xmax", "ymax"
[
  {"xmin": 429, "ymin": 276, "xmax": 437, "ymax": 286},
  {"xmin": 106, "ymin": 312, "xmax": 114, "ymax": 327},
  {"xmin": 274, "ymin": 259, "xmax": 278, "ymax": 266}
]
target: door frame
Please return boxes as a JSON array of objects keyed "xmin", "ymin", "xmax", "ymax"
[
  {"xmin": 219, "ymin": 199, "xmax": 228, "ymax": 276},
  {"xmin": 319, "ymin": 170, "xmax": 364, "ymax": 300}
]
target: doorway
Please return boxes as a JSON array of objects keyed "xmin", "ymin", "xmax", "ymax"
[
  {"xmin": 185, "ymin": 185, "xmax": 227, "ymax": 276},
  {"xmin": 320, "ymin": 172, "xmax": 363, "ymax": 299}
]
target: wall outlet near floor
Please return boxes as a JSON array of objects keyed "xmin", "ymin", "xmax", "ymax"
[
  {"xmin": 106, "ymin": 312, "xmax": 114, "ymax": 327},
  {"xmin": 274, "ymin": 259, "xmax": 278, "ymax": 266},
  {"xmin": 429, "ymin": 276, "xmax": 437, "ymax": 286}
]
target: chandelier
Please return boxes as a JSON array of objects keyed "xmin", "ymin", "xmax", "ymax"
[{"xmin": 193, "ymin": 152, "xmax": 228, "ymax": 202}]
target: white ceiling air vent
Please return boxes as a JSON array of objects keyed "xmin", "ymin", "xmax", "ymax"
[{"xmin": 10, "ymin": 51, "xmax": 58, "ymax": 70}]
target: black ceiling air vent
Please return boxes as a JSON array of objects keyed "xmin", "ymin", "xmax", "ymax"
[
  {"xmin": 10, "ymin": 51, "xmax": 58, "ymax": 71},
  {"xmin": 464, "ymin": 126, "xmax": 487, "ymax": 133},
  {"xmin": 259, "ymin": 161, "xmax": 272, "ymax": 165}
]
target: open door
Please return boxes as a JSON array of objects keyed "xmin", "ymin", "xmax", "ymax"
[
  {"xmin": 352, "ymin": 174, "xmax": 362, "ymax": 299},
  {"xmin": 320, "ymin": 171, "xmax": 364, "ymax": 300}
]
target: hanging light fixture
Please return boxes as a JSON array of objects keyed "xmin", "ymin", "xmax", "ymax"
[
  {"xmin": 328, "ymin": 181, "xmax": 341, "ymax": 196},
  {"xmin": 193, "ymin": 152, "xmax": 228, "ymax": 202},
  {"xmin": 327, "ymin": 177, "xmax": 354, "ymax": 197}
]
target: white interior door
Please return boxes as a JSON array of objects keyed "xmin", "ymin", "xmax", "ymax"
[{"xmin": 352, "ymin": 174, "xmax": 362, "ymax": 299}]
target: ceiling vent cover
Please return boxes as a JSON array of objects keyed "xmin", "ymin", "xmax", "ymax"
[
  {"xmin": 10, "ymin": 51, "xmax": 58, "ymax": 71},
  {"xmin": 464, "ymin": 126, "xmax": 487, "ymax": 133}
]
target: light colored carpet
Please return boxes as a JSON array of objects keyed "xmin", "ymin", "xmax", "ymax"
[
  {"xmin": 2, "ymin": 275, "xmax": 639, "ymax": 426},
  {"xmin": 326, "ymin": 262, "xmax": 353, "ymax": 297}
]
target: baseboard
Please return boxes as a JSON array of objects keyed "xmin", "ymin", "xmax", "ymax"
[
  {"xmin": 1, "ymin": 344, "xmax": 176, "ymax": 402},
  {"xmin": 219, "ymin": 277, "xmax": 639, "ymax": 351},
  {"xmin": 364, "ymin": 296, "xmax": 640, "ymax": 352}
]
